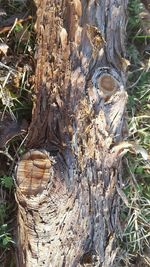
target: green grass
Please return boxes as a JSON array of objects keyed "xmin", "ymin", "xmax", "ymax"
[
  {"xmin": 0, "ymin": 175, "xmax": 15, "ymax": 263},
  {"xmin": 0, "ymin": 1, "xmax": 35, "ymax": 265},
  {"xmin": 0, "ymin": 0, "xmax": 150, "ymax": 266},
  {"xmin": 116, "ymin": 0, "xmax": 150, "ymax": 266}
]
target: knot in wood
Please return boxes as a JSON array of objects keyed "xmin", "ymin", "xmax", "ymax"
[
  {"xmin": 98, "ymin": 74, "xmax": 119, "ymax": 96},
  {"xmin": 92, "ymin": 67, "xmax": 124, "ymax": 100},
  {"xmin": 16, "ymin": 150, "xmax": 52, "ymax": 196}
]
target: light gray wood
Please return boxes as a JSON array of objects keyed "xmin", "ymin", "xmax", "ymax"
[{"xmin": 15, "ymin": 0, "xmax": 128, "ymax": 266}]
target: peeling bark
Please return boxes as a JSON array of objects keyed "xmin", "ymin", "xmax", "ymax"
[{"xmin": 15, "ymin": 0, "xmax": 128, "ymax": 266}]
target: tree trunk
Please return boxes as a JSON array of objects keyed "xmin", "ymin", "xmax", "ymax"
[{"xmin": 15, "ymin": 0, "xmax": 129, "ymax": 266}]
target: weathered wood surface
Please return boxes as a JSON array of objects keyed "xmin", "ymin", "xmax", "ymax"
[{"xmin": 15, "ymin": 0, "xmax": 128, "ymax": 266}]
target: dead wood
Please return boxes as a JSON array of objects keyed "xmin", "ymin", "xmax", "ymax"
[{"xmin": 15, "ymin": 0, "xmax": 129, "ymax": 266}]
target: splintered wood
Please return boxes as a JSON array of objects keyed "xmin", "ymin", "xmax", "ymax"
[{"xmin": 15, "ymin": 0, "xmax": 129, "ymax": 266}]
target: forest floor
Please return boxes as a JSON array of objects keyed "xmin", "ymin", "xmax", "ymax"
[{"xmin": 0, "ymin": 0, "xmax": 149, "ymax": 266}]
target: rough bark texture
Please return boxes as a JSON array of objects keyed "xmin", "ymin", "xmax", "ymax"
[{"xmin": 15, "ymin": 0, "xmax": 129, "ymax": 266}]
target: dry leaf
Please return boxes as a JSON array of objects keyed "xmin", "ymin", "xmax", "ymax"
[
  {"xmin": 139, "ymin": 11, "xmax": 150, "ymax": 34},
  {"xmin": 121, "ymin": 57, "xmax": 130, "ymax": 71},
  {"xmin": 0, "ymin": 9, "xmax": 6, "ymax": 16},
  {"xmin": 111, "ymin": 141, "xmax": 133, "ymax": 154},
  {"xmin": 111, "ymin": 141, "xmax": 150, "ymax": 161},
  {"xmin": 133, "ymin": 144, "xmax": 150, "ymax": 160},
  {"xmin": 0, "ymin": 43, "xmax": 9, "ymax": 56}
]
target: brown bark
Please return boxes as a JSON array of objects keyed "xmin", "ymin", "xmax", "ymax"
[{"xmin": 15, "ymin": 0, "xmax": 129, "ymax": 266}]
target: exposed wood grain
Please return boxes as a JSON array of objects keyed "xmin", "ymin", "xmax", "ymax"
[{"xmin": 15, "ymin": 0, "xmax": 128, "ymax": 266}]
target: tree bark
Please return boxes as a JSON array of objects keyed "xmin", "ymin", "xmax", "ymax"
[{"xmin": 15, "ymin": 0, "xmax": 129, "ymax": 266}]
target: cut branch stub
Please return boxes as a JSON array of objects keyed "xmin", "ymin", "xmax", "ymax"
[
  {"xmin": 16, "ymin": 150, "xmax": 52, "ymax": 196},
  {"xmin": 98, "ymin": 74, "xmax": 119, "ymax": 96},
  {"xmin": 92, "ymin": 67, "xmax": 124, "ymax": 98}
]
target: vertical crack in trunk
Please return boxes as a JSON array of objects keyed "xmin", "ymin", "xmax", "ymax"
[{"xmin": 15, "ymin": 0, "xmax": 129, "ymax": 266}]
